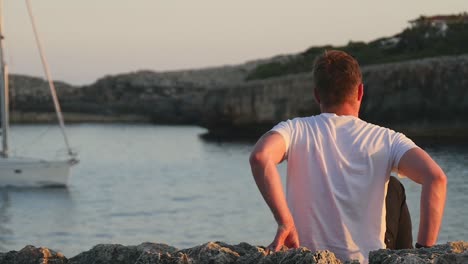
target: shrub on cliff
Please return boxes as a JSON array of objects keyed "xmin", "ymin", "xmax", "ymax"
[{"xmin": 246, "ymin": 19, "xmax": 468, "ymax": 81}]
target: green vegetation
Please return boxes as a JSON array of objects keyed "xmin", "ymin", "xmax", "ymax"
[{"xmin": 246, "ymin": 22, "xmax": 468, "ymax": 81}]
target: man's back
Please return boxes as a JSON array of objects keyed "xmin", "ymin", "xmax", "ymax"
[
  {"xmin": 250, "ymin": 50, "xmax": 446, "ymax": 264},
  {"xmin": 272, "ymin": 113, "xmax": 416, "ymax": 262}
]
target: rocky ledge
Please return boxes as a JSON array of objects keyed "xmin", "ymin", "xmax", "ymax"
[{"xmin": 0, "ymin": 241, "xmax": 466, "ymax": 264}]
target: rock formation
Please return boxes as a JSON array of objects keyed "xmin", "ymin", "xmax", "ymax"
[
  {"xmin": 8, "ymin": 55, "xmax": 278, "ymax": 124},
  {"xmin": 9, "ymin": 55, "xmax": 468, "ymax": 140},
  {"xmin": 369, "ymin": 241, "xmax": 468, "ymax": 263},
  {"xmin": 0, "ymin": 245, "xmax": 67, "ymax": 264},
  {"xmin": 0, "ymin": 241, "xmax": 466, "ymax": 264},
  {"xmin": 200, "ymin": 55, "xmax": 468, "ymax": 139}
]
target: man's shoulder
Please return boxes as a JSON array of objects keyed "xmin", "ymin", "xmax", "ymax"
[
  {"xmin": 356, "ymin": 119, "xmax": 398, "ymax": 133},
  {"xmin": 270, "ymin": 116, "xmax": 319, "ymax": 140},
  {"xmin": 355, "ymin": 120, "xmax": 415, "ymax": 149},
  {"xmin": 274, "ymin": 116, "xmax": 315, "ymax": 128},
  {"xmin": 291, "ymin": 116, "xmax": 316, "ymax": 124}
]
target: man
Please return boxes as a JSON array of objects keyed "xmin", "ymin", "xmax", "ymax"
[{"xmin": 249, "ymin": 50, "xmax": 447, "ymax": 263}]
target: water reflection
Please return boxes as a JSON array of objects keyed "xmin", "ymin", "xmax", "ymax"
[
  {"xmin": 0, "ymin": 187, "xmax": 74, "ymax": 253},
  {"xmin": 0, "ymin": 190, "xmax": 12, "ymax": 252}
]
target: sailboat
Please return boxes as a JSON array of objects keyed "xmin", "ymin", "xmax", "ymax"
[{"xmin": 0, "ymin": 0, "xmax": 78, "ymax": 187}]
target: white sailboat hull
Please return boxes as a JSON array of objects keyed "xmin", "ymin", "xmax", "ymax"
[
  {"xmin": 0, "ymin": 157, "xmax": 74, "ymax": 187},
  {"xmin": 0, "ymin": 1, "xmax": 78, "ymax": 188}
]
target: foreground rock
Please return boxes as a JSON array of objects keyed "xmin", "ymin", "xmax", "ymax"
[
  {"xmin": 370, "ymin": 241, "xmax": 468, "ymax": 263},
  {"xmin": 0, "ymin": 245, "xmax": 67, "ymax": 264},
  {"xmin": 0, "ymin": 241, "xmax": 466, "ymax": 264}
]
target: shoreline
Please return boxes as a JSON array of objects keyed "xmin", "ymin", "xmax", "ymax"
[
  {"xmin": 8, "ymin": 111, "xmax": 468, "ymax": 145},
  {"xmin": 10, "ymin": 111, "xmax": 152, "ymax": 124}
]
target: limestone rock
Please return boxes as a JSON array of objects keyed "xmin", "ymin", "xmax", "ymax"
[
  {"xmin": 369, "ymin": 241, "xmax": 468, "ymax": 264},
  {"xmin": 258, "ymin": 248, "xmax": 342, "ymax": 264},
  {"xmin": 68, "ymin": 243, "xmax": 177, "ymax": 264},
  {"xmin": 201, "ymin": 55, "xmax": 468, "ymax": 139},
  {"xmin": 0, "ymin": 241, "xmax": 467, "ymax": 264},
  {"xmin": 178, "ymin": 242, "xmax": 241, "ymax": 264},
  {"xmin": 0, "ymin": 245, "xmax": 68, "ymax": 264},
  {"xmin": 67, "ymin": 242, "xmax": 342, "ymax": 264},
  {"xmin": 9, "ymin": 55, "xmax": 468, "ymax": 140}
]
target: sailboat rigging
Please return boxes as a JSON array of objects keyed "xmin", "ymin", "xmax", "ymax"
[{"xmin": 0, "ymin": 0, "xmax": 78, "ymax": 187}]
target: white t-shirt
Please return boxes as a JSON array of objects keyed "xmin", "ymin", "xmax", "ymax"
[{"xmin": 271, "ymin": 113, "xmax": 417, "ymax": 263}]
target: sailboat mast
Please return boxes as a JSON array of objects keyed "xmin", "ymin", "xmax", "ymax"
[
  {"xmin": 0, "ymin": 0, "xmax": 9, "ymax": 158},
  {"xmin": 26, "ymin": 0, "xmax": 74, "ymax": 158}
]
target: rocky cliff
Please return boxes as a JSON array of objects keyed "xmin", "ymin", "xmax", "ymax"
[
  {"xmin": 0, "ymin": 241, "xmax": 466, "ymax": 264},
  {"xmin": 200, "ymin": 55, "xmax": 468, "ymax": 139},
  {"xmin": 9, "ymin": 58, "xmax": 267, "ymax": 124},
  {"xmin": 9, "ymin": 55, "xmax": 468, "ymax": 140}
]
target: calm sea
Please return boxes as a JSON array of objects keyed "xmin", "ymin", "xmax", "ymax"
[{"xmin": 0, "ymin": 124, "xmax": 466, "ymax": 257}]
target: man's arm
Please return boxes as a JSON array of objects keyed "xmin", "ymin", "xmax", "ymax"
[
  {"xmin": 249, "ymin": 131, "xmax": 299, "ymax": 251},
  {"xmin": 397, "ymin": 147, "xmax": 447, "ymax": 247}
]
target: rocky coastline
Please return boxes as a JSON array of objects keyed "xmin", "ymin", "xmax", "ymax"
[
  {"xmin": 199, "ymin": 55, "xmax": 468, "ymax": 141},
  {"xmin": 0, "ymin": 241, "xmax": 466, "ymax": 264},
  {"xmin": 9, "ymin": 54, "xmax": 468, "ymax": 141}
]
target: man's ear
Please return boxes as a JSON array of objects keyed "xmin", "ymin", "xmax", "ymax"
[
  {"xmin": 357, "ymin": 83, "xmax": 364, "ymax": 102},
  {"xmin": 314, "ymin": 88, "xmax": 321, "ymax": 104}
]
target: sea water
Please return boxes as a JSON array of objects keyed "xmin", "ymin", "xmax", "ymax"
[{"xmin": 0, "ymin": 124, "xmax": 466, "ymax": 256}]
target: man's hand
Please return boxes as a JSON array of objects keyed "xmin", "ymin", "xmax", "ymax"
[
  {"xmin": 250, "ymin": 132, "xmax": 299, "ymax": 251},
  {"xmin": 269, "ymin": 223, "xmax": 300, "ymax": 252}
]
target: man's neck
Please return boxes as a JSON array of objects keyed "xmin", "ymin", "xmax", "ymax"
[{"xmin": 320, "ymin": 103, "xmax": 360, "ymax": 117}]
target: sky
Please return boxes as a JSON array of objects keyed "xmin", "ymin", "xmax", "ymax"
[{"xmin": 3, "ymin": 0, "xmax": 467, "ymax": 85}]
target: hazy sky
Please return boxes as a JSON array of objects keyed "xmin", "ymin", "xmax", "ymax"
[{"xmin": 3, "ymin": 0, "xmax": 467, "ymax": 85}]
